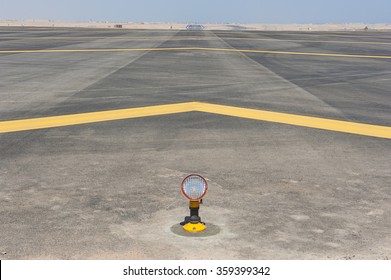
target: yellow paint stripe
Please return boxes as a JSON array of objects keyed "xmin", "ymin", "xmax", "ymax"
[
  {"xmin": 4, "ymin": 29, "xmax": 391, "ymax": 39},
  {"xmin": 0, "ymin": 36, "xmax": 203, "ymax": 40},
  {"xmin": 1, "ymin": 46, "xmax": 390, "ymax": 59},
  {"xmin": 3, "ymin": 35, "xmax": 390, "ymax": 45},
  {"xmin": 216, "ymin": 31, "xmax": 391, "ymax": 40},
  {"xmin": 195, "ymin": 103, "xmax": 391, "ymax": 139},
  {"xmin": 1, "ymin": 102, "xmax": 391, "ymax": 139},
  {"xmin": 193, "ymin": 47, "xmax": 391, "ymax": 59},
  {"xmin": 223, "ymin": 37, "xmax": 391, "ymax": 45},
  {"xmin": 0, "ymin": 47, "xmax": 197, "ymax": 54},
  {"xmin": 0, "ymin": 102, "xmax": 196, "ymax": 134}
]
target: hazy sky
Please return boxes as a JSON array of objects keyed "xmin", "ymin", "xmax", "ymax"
[{"xmin": 1, "ymin": 0, "xmax": 389, "ymax": 23}]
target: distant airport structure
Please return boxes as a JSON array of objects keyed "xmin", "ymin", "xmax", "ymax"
[{"xmin": 186, "ymin": 24, "xmax": 204, "ymax": 30}]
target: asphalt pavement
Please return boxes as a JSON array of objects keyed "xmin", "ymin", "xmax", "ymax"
[{"xmin": 0, "ymin": 27, "xmax": 390, "ymax": 259}]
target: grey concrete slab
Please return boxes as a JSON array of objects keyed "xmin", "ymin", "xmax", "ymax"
[
  {"xmin": 218, "ymin": 33, "xmax": 391, "ymax": 126},
  {"xmin": 0, "ymin": 28, "xmax": 390, "ymax": 260},
  {"xmin": 0, "ymin": 29, "xmax": 180, "ymax": 120}
]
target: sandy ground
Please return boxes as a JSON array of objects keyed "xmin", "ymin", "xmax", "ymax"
[{"xmin": 0, "ymin": 20, "xmax": 390, "ymax": 31}]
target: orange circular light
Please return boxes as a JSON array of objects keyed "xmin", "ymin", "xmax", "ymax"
[{"xmin": 181, "ymin": 174, "xmax": 208, "ymax": 201}]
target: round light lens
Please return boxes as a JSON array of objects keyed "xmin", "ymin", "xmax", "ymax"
[{"xmin": 181, "ymin": 174, "xmax": 208, "ymax": 201}]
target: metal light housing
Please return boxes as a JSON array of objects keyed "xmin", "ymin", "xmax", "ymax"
[
  {"xmin": 181, "ymin": 174, "xmax": 208, "ymax": 201},
  {"xmin": 180, "ymin": 174, "xmax": 208, "ymax": 233}
]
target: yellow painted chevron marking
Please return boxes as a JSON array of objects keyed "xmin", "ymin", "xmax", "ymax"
[
  {"xmin": 194, "ymin": 103, "xmax": 391, "ymax": 139},
  {"xmin": 0, "ymin": 102, "xmax": 196, "ymax": 134},
  {"xmin": 1, "ymin": 102, "xmax": 391, "ymax": 139}
]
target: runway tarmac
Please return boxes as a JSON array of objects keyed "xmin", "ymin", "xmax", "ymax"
[{"xmin": 0, "ymin": 27, "xmax": 390, "ymax": 259}]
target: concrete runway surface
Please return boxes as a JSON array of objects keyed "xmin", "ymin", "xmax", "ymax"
[{"xmin": 0, "ymin": 27, "xmax": 390, "ymax": 259}]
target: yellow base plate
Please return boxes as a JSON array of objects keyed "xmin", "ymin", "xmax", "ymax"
[{"xmin": 183, "ymin": 222, "xmax": 207, "ymax": 233}]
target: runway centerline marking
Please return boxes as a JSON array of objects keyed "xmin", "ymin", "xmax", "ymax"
[
  {"xmin": 1, "ymin": 102, "xmax": 391, "ymax": 139},
  {"xmin": 1, "ymin": 47, "xmax": 391, "ymax": 59}
]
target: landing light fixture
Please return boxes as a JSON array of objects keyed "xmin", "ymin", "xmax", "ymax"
[{"xmin": 180, "ymin": 174, "xmax": 208, "ymax": 233}]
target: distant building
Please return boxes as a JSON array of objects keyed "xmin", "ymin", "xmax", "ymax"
[{"xmin": 186, "ymin": 24, "xmax": 204, "ymax": 30}]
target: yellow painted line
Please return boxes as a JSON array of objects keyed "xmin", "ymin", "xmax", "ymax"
[
  {"xmin": 0, "ymin": 102, "xmax": 197, "ymax": 134},
  {"xmin": 0, "ymin": 47, "xmax": 197, "ymax": 54},
  {"xmin": 4, "ymin": 29, "xmax": 391, "ymax": 39},
  {"xmin": 216, "ymin": 31, "xmax": 391, "ymax": 40},
  {"xmin": 223, "ymin": 37, "xmax": 391, "ymax": 45},
  {"xmin": 0, "ymin": 35, "xmax": 206, "ymax": 40},
  {"xmin": 0, "ymin": 36, "xmax": 140, "ymax": 40},
  {"xmin": 3, "ymin": 35, "xmax": 391, "ymax": 45},
  {"xmin": 1, "ymin": 102, "xmax": 391, "ymax": 139},
  {"xmin": 194, "ymin": 47, "xmax": 391, "ymax": 59},
  {"xmin": 195, "ymin": 103, "xmax": 391, "ymax": 139},
  {"xmin": 1, "ymin": 46, "xmax": 390, "ymax": 59}
]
